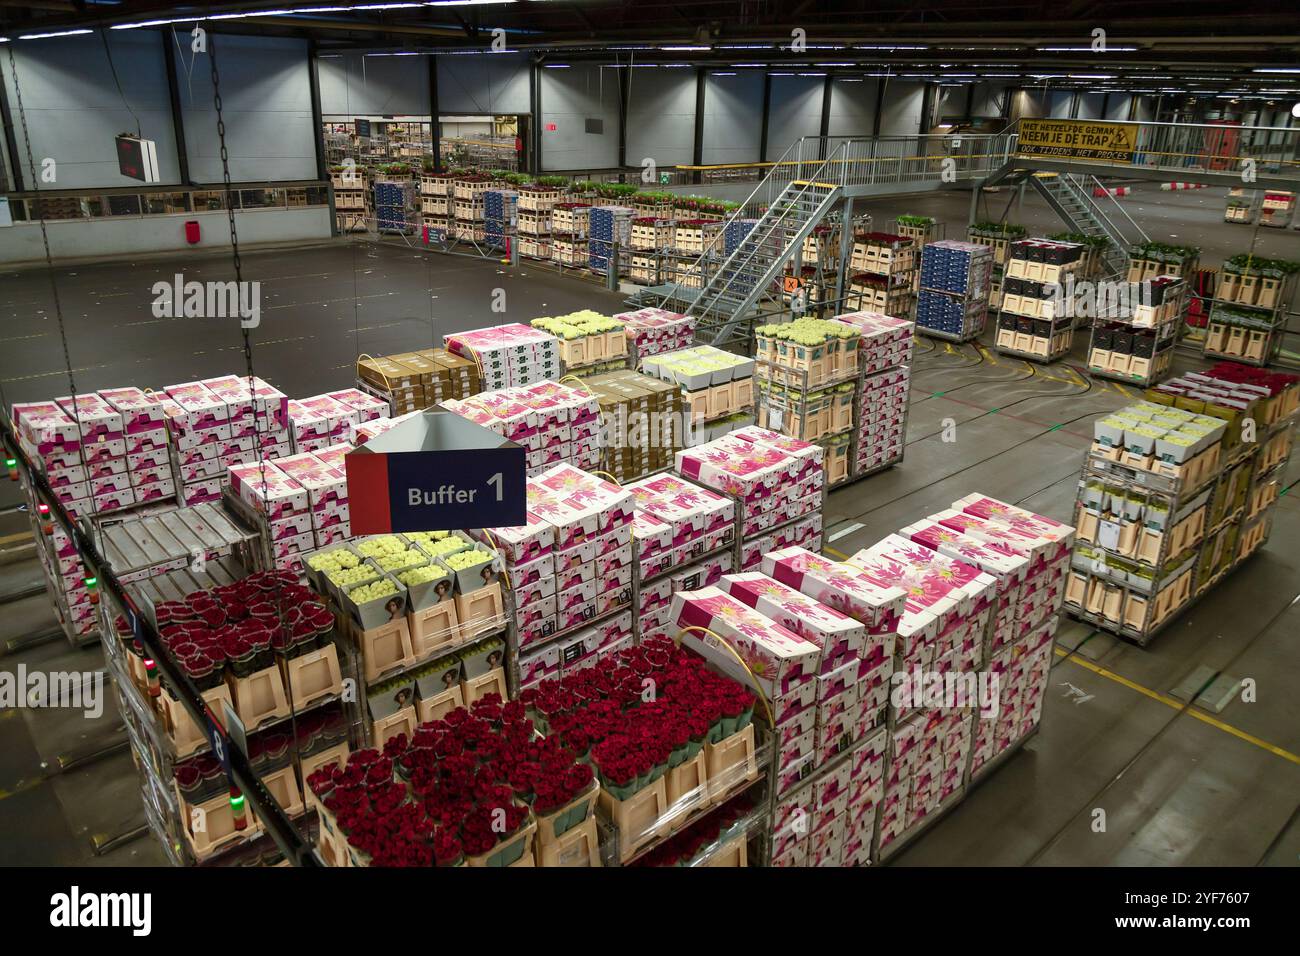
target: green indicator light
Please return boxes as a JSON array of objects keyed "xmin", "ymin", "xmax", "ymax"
[{"xmin": 230, "ymin": 795, "xmax": 246, "ymax": 809}]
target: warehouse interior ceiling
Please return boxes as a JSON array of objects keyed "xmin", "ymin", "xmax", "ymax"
[{"xmin": 0, "ymin": 2, "xmax": 1298, "ymax": 100}]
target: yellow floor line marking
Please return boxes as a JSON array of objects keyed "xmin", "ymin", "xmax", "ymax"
[
  {"xmin": 0, "ymin": 777, "xmax": 43, "ymax": 801},
  {"xmin": 823, "ymin": 544, "xmax": 849, "ymax": 559},
  {"xmin": 0, "ymin": 530, "xmax": 33, "ymax": 546},
  {"xmin": 1054, "ymin": 648, "xmax": 1300, "ymax": 767}
]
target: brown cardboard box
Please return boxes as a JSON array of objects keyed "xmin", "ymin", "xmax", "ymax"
[
  {"xmin": 418, "ymin": 348, "xmax": 480, "ymax": 399},
  {"xmin": 358, "ymin": 356, "xmax": 420, "ymax": 391},
  {"xmin": 387, "ymin": 352, "xmax": 439, "ymax": 386}
]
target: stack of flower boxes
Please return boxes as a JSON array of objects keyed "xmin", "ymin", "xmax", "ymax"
[{"xmin": 589, "ymin": 205, "xmax": 635, "ymax": 274}]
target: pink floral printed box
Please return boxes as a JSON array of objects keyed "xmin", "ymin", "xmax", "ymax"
[
  {"xmin": 526, "ymin": 481, "xmax": 602, "ymax": 550},
  {"xmin": 728, "ymin": 425, "xmax": 824, "ymax": 478},
  {"xmin": 717, "ymin": 572, "xmax": 867, "ymax": 665},
  {"xmin": 98, "ymin": 386, "xmax": 166, "ymax": 434},
  {"xmin": 670, "ymin": 585, "xmax": 821, "ymax": 699},
  {"xmin": 12, "ymin": 401, "xmax": 80, "ymax": 455},
  {"xmin": 270, "ymin": 452, "xmax": 347, "ymax": 513},
  {"xmin": 327, "ymin": 387, "xmax": 390, "ymax": 424},
  {"xmin": 760, "ymin": 546, "xmax": 906, "ymax": 632},
  {"xmin": 313, "ymin": 442, "xmax": 353, "ymax": 471},
  {"xmin": 675, "ymin": 439, "xmax": 791, "ymax": 502},
  {"xmin": 482, "ymin": 509, "xmax": 553, "ymax": 566},
  {"xmin": 292, "ymin": 394, "xmax": 358, "ymax": 434},
  {"xmin": 532, "ymin": 463, "xmax": 633, "ymax": 531},
  {"xmin": 164, "ymin": 381, "xmax": 230, "ymax": 432},
  {"xmin": 846, "ymin": 534, "xmax": 997, "ymax": 638},
  {"xmin": 899, "ymin": 515, "xmax": 1031, "ymax": 595},
  {"xmin": 627, "ymin": 473, "xmax": 734, "ymax": 540},
  {"xmin": 949, "ymin": 494, "xmax": 1075, "ymax": 562},
  {"xmin": 56, "ymin": 393, "xmax": 125, "ymax": 443},
  {"xmin": 227, "ymin": 461, "xmax": 306, "ymax": 519}
]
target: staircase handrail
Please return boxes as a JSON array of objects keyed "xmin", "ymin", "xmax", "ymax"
[
  {"xmin": 688, "ymin": 140, "xmax": 853, "ymax": 320},
  {"xmin": 1081, "ymin": 173, "xmax": 1150, "ymax": 247}
]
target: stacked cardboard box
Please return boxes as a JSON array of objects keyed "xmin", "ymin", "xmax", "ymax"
[
  {"xmin": 487, "ymin": 465, "xmax": 634, "ymax": 652},
  {"xmin": 442, "ymin": 380, "xmax": 600, "ymax": 477},
  {"xmin": 626, "ymin": 472, "xmax": 736, "ymax": 640},
  {"xmin": 52, "ymin": 393, "xmax": 135, "ymax": 516},
  {"xmin": 99, "ymin": 387, "xmax": 175, "ymax": 507},
  {"xmin": 445, "ymin": 323, "xmax": 560, "ymax": 389},
  {"xmin": 356, "ymin": 349, "xmax": 481, "ymax": 415},
  {"xmin": 672, "ymin": 566, "xmax": 903, "ymax": 866},
  {"xmin": 11, "ymin": 400, "xmax": 96, "ymax": 637},
  {"xmin": 916, "ymin": 240, "xmax": 993, "ymax": 342},
  {"xmin": 270, "ymin": 448, "xmax": 353, "ymax": 551},
  {"xmin": 162, "ymin": 377, "xmax": 292, "ymax": 507},
  {"xmin": 589, "ymin": 205, "xmax": 634, "ymax": 272},
  {"xmin": 227, "ymin": 460, "xmax": 309, "ymax": 570},
  {"xmin": 516, "ymin": 611, "xmax": 636, "ymax": 690},
  {"xmin": 581, "ymin": 369, "xmax": 684, "ymax": 482},
  {"xmin": 834, "ymin": 311, "xmax": 914, "ymax": 476},
  {"xmin": 676, "ymin": 428, "xmax": 823, "ymax": 571},
  {"xmin": 842, "ymin": 535, "xmax": 998, "ymax": 852},
  {"xmin": 287, "ymin": 395, "xmax": 356, "ymax": 455},
  {"xmin": 617, "ymin": 307, "xmax": 696, "ymax": 359},
  {"xmin": 906, "ymin": 496, "xmax": 1072, "ymax": 774}
]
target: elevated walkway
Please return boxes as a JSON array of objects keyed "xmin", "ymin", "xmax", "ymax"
[{"xmin": 649, "ymin": 120, "xmax": 1299, "ymax": 346}]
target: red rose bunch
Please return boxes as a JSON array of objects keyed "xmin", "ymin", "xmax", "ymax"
[
  {"xmin": 633, "ymin": 794, "xmax": 753, "ymax": 867},
  {"xmin": 153, "ymin": 570, "xmax": 332, "ymax": 686},
  {"xmin": 431, "ymin": 827, "xmax": 463, "ymax": 867}
]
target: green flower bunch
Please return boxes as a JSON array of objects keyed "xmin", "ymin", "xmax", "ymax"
[
  {"xmin": 350, "ymin": 579, "xmax": 399, "ymax": 602},
  {"xmin": 399, "ymin": 565, "xmax": 449, "ymax": 587}
]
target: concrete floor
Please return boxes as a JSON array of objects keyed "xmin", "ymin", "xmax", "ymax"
[{"xmin": 0, "ymin": 183, "xmax": 1297, "ymax": 866}]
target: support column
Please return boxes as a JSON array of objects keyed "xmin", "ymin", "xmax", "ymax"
[
  {"xmin": 161, "ymin": 29, "xmax": 191, "ymax": 185},
  {"xmin": 617, "ymin": 63, "xmax": 630, "ymax": 175},
  {"xmin": 428, "ymin": 54, "xmax": 442, "ymax": 172},
  {"xmin": 759, "ymin": 73, "xmax": 772, "ymax": 163},
  {"xmin": 692, "ymin": 67, "xmax": 706, "ymax": 185},
  {"xmin": 530, "ymin": 56, "xmax": 543, "ymax": 173},
  {"xmin": 819, "ymin": 74, "xmax": 833, "ymax": 160},
  {"xmin": 919, "ymin": 83, "xmax": 934, "ymax": 134},
  {"xmin": 0, "ymin": 53, "xmax": 25, "ymax": 193},
  {"xmin": 834, "ymin": 195, "xmax": 855, "ymax": 306},
  {"xmin": 306, "ymin": 39, "xmax": 335, "ymax": 236}
]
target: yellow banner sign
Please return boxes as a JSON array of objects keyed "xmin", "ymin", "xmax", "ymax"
[{"xmin": 1017, "ymin": 119, "xmax": 1136, "ymax": 164}]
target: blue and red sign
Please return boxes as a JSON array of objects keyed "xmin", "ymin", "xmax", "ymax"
[
  {"xmin": 347, "ymin": 446, "xmax": 526, "ymax": 533},
  {"xmin": 345, "ymin": 411, "xmax": 527, "ymax": 534}
]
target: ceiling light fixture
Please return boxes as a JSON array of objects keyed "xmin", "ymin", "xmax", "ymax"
[{"xmin": 19, "ymin": 28, "xmax": 93, "ymax": 39}]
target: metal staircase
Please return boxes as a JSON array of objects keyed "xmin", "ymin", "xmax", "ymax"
[
  {"xmin": 687, "ymin": 177, "xmax": 842, "ymax": 346},
  {"xmin": 648, "ymin": 132, "xmax": 1022, "ymax": 346},
  {"xmin": 1029, "ymin": 172, "xmax": 1148, "ymax": 278}
]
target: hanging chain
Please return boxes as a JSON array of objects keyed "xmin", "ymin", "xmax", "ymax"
[
  {"xmin": 209, "ymin": 33, "xmax": 310, "ymax": 778},
  {"xmin": 209, "ymin": 34, "xmax": 253, "ymax": 379},
  {"xmin": 6, "ymin": 46, "xmax": 83, "ymax": 433}
]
